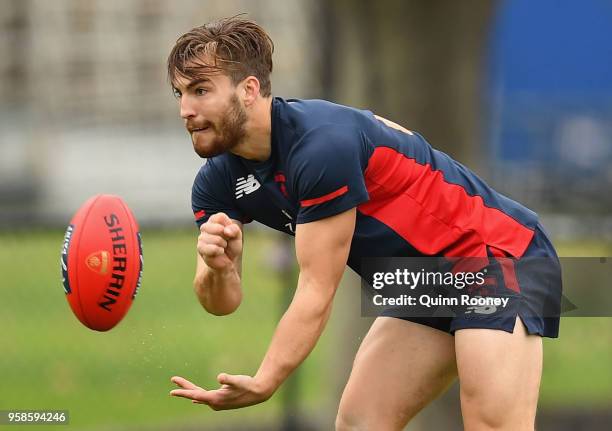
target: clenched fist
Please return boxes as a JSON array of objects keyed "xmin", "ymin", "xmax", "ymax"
[{"xmin": 197, "ymin": 212, "xmax": 242, "ymax": 271}]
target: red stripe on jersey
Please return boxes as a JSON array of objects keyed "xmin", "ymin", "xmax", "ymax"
[
  {"xmin": 358, "ymin": 147, "xmax": 534, "ymax": 258},
  {"xmin": 300, "ymin": 185, "xmax": 349, "ymax": 207},
  {"xmin": 194, "ymin": 209, "xmax": 206, "ymax": 220}
]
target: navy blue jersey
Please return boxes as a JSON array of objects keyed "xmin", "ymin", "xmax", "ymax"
[{"xmin": 192, "ymin": 98, "xmax": 539, "ymax": 274}]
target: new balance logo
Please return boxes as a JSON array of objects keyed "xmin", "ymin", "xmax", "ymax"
[
  {"xmin": 235, "ymin": 174, "xmax": 261, "ymax": 199},
  {"xmin": 464, "ymin": 305, "xmax": 497, "ymax": 315}
]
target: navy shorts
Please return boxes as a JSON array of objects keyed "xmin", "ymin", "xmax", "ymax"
[{"xmin": 381, "ymin": 222, "xmax": 562, "ymax": 338}]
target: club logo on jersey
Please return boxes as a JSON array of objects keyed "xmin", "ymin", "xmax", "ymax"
[
  {"xmin": 274, "ymin": 172, "xmax": 289, "ymax": 198},
  {"xmin": 235, "ymin": 174, "xmax": 261, "ymax": 199}
]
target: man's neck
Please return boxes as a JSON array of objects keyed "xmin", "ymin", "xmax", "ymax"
[{"xmin": 231, "ymin": 96, "xmax": 273, "ymax": 162}]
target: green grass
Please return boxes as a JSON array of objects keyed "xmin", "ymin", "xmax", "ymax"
[
  {"xmin": 539, "ymin": 241, "xmax": 612, "ymax": 409},
  {"xmin": 541, "ymin": 319, "xmax": 612, "ymax": 409},
  {"xmin": 0, "ymin": 228, "xmax": 332, "ymax": 430},
  {"xmin": 1, "ymin": 231, "xmax": 611, "ymax": 429}
]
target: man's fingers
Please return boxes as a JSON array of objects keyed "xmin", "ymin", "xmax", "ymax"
[
  {"xmin": 200, "ymin": 232, "xmax": 228, "ymax": 249},
  {"xmin": 169, "ymin": 376, "xmax": 218, "ymax": 405},
  {"xmin": 217, "ymin": 373, "xmax": 244, "ymax": 387},
  {"xmin": 209, "ymin": 212, "xmax": 232, "ymax": 226},
  {"xmin": 199, "ymin": 244, "xmax": 224, "ymax": 257},
  {"xmin": 201, "ymin": 217, "xmax": 240, "ymax": 241},
  {"xmin": 201, "ymin": 222, "xmax": 225, "ymax": 236},
  {"xmin": 169, "ymin": 388, "xmax": 192, "ymax": 398},
  {"xmin": 171, "ymin": 376, "xmax": 199, "ymax": 390},
  {"xmin": 170, "ymin": 388, "xmax": 210, "ymax": 402},
  {"xmin": 223, "ymin": 224, "xmax": 241, "ymax": 239}
]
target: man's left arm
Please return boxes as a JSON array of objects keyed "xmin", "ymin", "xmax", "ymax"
[{"xmin": 169, "ymin": 208, "xmax": 355, "ymax": 410}]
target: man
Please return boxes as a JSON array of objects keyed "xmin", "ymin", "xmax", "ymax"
[{"xmin": 167, "ymin": 16, "xmax": 561, "ymax": 430}]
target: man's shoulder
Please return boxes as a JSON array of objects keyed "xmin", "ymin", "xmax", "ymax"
[{"xmin": 276, "ymin": 97, "xmax": 374, "ymax": 138}]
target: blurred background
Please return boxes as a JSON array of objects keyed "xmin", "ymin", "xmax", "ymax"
[{"xmin": 1, "ymin": 0, "xmax": 611, "ymax": 430}]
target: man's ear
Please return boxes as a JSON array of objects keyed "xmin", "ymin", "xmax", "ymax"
[{"xmin": 241, "ymin": 76, "xmax": 261, "ymax": 106}]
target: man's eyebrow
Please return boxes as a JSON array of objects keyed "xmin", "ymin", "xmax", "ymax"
[{"xmin": 185, "ymin": 78, "xmax": 212, "ymax": 90}]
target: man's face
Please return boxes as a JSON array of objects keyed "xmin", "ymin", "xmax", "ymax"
[{"xmin": 172, "ymin": 72, "xmax": 247, "ymax": 158}]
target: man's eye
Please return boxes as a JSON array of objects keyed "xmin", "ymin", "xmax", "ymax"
[
  {"xmin": 172, "ymin": 88, "xmax": 182, "ymax": 98},
  {"xmin": 195, "ymin": 88, "xmax": 208, "ymax": 96}
]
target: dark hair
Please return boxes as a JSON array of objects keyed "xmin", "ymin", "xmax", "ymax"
[{"xmin": 167, "ymin": 15, "xmax": 274, "ymax": 96}]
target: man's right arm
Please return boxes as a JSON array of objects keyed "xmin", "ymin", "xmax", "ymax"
[{"xmin": 194, "ymin": 212, "xmax": 243, "ymax": 316}]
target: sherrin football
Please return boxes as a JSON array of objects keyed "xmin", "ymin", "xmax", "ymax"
[{"xmin": 60, "ymin": 194, "xmax": 143, "ymax": 331}]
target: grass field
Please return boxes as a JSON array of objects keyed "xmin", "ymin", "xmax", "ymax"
[
  {"xmin": 0, "ymin": 228, "xmax": 333, "ymax": 430},
  {"xmin": 540, "ymin": 240, "xmax": 612, "ymax": 409},
  {"xmin": 1, "ymin": 228, "xmax": 611, "ymax": 430}
]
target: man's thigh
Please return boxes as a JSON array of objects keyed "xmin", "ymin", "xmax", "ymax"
[
  {"xmin": 336, "ymin": 317, "xmax": 457, "ymax": 431},
  {"xmin": 455, "ymin": 317, "xmax": 543, "ymax": 431}
]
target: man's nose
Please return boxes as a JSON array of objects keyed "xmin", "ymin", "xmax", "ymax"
[{"xmin": 180, "ymin": 97, "xmax": 196, "ymax": 119}]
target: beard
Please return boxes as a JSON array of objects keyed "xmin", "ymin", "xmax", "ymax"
[{"xmin": 192, "ymin": 94, "xmax": 248, "ymax": 158}]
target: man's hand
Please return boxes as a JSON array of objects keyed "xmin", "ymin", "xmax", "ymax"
[
  {"xmin": 169, "ymin": 374, "xmax": 271, "ymax": 410},
  {"xmin": 193, "ymin": 212, "xmax": 243, "ymax": 315},
  {"xmin": 198, "ymin": 213, "xmax": 242, "ymax": 271},
  {"xmin": 180, "ymin": 208, "xmax": 355, "ymax": 411}
]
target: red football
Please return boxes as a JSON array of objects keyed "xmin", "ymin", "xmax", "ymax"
[{"xmin": 61, "ymin": 194, "xmax": 143, "ymax": 331}]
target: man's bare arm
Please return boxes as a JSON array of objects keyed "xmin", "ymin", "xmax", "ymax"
[
  {"xmin": 170, "ymin": 208, "xmax": 355, "ymax": 409},
  {"xmin": 193, "ymin": 212, "xmax": 243, "ymax": 316},
  {"xmin": 253, "ymin": 208, "xmax": 355, "ymax": 394}
]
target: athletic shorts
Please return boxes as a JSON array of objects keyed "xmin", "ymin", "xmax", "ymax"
[{"xmin": 381, "ymin": 222, "xmax": 562, "ymax": 338}]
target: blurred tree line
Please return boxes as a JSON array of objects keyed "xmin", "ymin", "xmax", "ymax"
[{"xmin": 319, "ymin": 0, "xmax": 498, "ymax": 170}]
